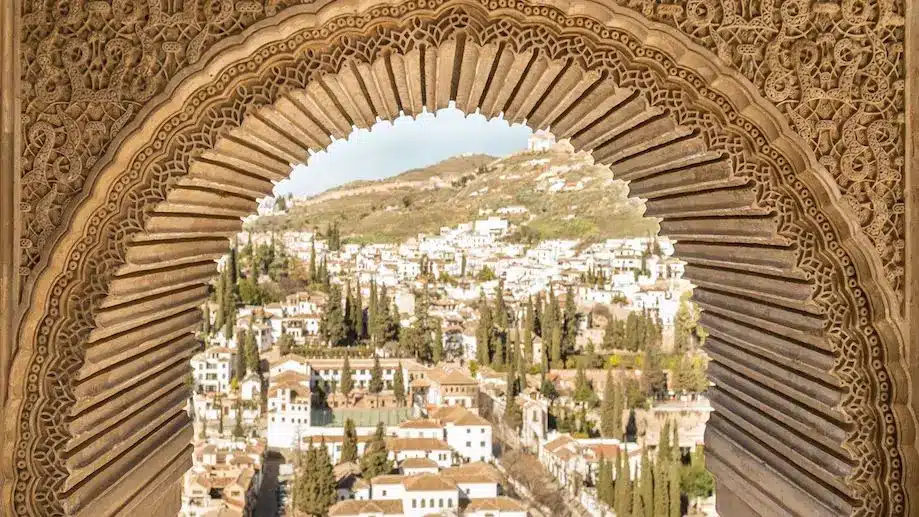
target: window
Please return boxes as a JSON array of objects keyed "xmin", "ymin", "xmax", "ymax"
[
  {"xmin": 481, "ymin": 441, "xmax": 485, "ymax": 447},
  {"xmin": 429, "ymin": 499, "xmax": 435, "ymax": 508},
  {"xmin": 448, "ymin": 499, "xmax": 453, "ymax": 508},
  {"xmin": 467, "ymin": 429, "xmax": 471, "ymax": 434},
  {"xmin": 412, "ymin": 500, "xmax": 417, "ymax": 508},
  {"xmin": 439, "ymin": 499, "xmax": 444, "ymax": 508},
  {"xmin": 382, "ymin": 490, "xmax": 387, "ymax": 496},
  {"xmin": 466, "ymin": 442, "xmax": 471, "ymax": 447},
  {"xmin": 420, "ymin": 499, "xmax": 426, "ymax": 508}
]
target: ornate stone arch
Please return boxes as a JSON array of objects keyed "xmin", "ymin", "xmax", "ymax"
[{"xmin": 1, "ymin": 0, "xmax": 915, "ymax": 516}]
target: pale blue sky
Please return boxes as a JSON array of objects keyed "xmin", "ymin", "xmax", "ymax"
[{"xmin": 275, "ymin": 106, "xmax": 531, "ymax": 196}]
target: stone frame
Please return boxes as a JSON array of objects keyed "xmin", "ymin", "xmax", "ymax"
[{"xmin": 0, "ymin": 0, "xmax": 916, "ymax": 515}]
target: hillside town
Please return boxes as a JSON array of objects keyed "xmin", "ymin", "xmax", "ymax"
[{"xmin": 180, "ymin": 134, "xmax": 715, "ymax": 517}]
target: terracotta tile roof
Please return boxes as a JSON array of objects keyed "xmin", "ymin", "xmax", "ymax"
[
  {"xmin": 427, "ymin": 366, "xmax": 476, "ymax": 386},
  {"xmin": 328, "ymin": 499, "xmax": 403, "ymax": 516},
  {"xmin": 267, "ymin": 380, "xmax": 311, "ymax": 398},
  {"xmin": 585, "ymin": 444, "xmax": 621, "ymax": 461},
  {"xmin": 440, "ymin": 462, "xmax": 502, "ymax": 484},
  {"xmin": 544, "ymin": 435, "xmax": 576, "ymax": 453},
  {"xmin": 465, "ymin": 496, "xmax": 528, "ymax": 512},
  {"xmin": 402, "ymin": 473, "xmax": 458, "ymax": 492},
  {"xmin": 270, "ymin": 370, "xmax": 310, "ymax": 385},
  {"xmin": 270, "ymin": 354, "xmax": 311, "ymax": 366},
  {"xmin": 371, "ymin": 474, "xmax": 406, "ymax": 485},
  {"xmin": 432, "ymin": 405, "xmax": 490, "ymax": 427},
  {"xmin": 410, "ymin": 378, "xmax": 432, "ymax": 388},
  {"xmin": 400, "ymin": 457, "xmax": 439, "ymax": 469},
  {"xmin": 399, "ymin": 419, "xmax": 443, "ymax": 430},
  {"xmin": 333, "ymin": 461, "xmax": 361, "ymax": 480},
  {"xmin": 554, "ymin": 448, "xmax": 575, "ymax": 461},
  {"xmin": 386, "ymin": 437, "xmax": 450, "ymax": 452}
]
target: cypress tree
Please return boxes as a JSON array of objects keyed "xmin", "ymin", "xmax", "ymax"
[
  {"xmin": 640, "ymin": 446, "xmax": 653, "ymax": 517},
  {"xmin": 369, "ymin": 355, "xmax": 383, "ymax": 394},
  {"xmin": 233, "ymin": 397, "xmax": 244, "ymax": 438},
  {"xmin": 563, "ymin": 284, "xmax": 578, "ymax": 356},
  {"xmin": 550, "ymin": 323, "xmax": 562, "ymax": 368},
  {"xmin": 505, "ymin": 342, "xmax": 517, "ymax": 398},
  {"xmin": 234, "ymin": 340, "xmax": 247, "ymax": 380},
  {"xmin": 573, "ymin": 361, "xmax": 593, "ymax": 404},
  {"xmin": 198, "ymin": 418, "xmax": 207, "ymax": 440},
  {"xmin": 643, "ymin": 348, "xmax": 668, "ymax": 400},
  {"xmin": 669, "ymin": 459, "xmax": 681, "ymax": 517},
  {"xmin": 217, "ymin": 401, "xmax": 224, "ymax": 435},
  {"xmin": 215, "ymin": 271, "xmax": 226, "ymax": 332},
  {"xmin": 340, "ymin": 355, "xmax": 353, "ymax": 395},
  {"xmin": 309, "ymin": 240, "xmax": 317, "ymax": 283},
  {"xmin": 503, "ymin": 354, "xmax": 523, "ymax": 431},
  {"xmin": 618, "ymin": 453, "xmax": 633, "ymax": 517},
  {"xmin": 672, "ymin": 422, "xmax": 680, "ymax": 463},
  {"xmin": 360, "ymin": 422, "xmax": 392, "ymax": 478},
  {"xmin": 433, "ymin": 324, "xmax": 444, "ymax": 363},
  {"xmin": 411, "ymin": 286, "xmax": 432, "ymax": 362},
  {"xmin": 516, "ymin": 330, "xmax": 527, "ymax": 390},
  {"xmin": 224, "ymin": 291, "xmax": 236, "ymax": 340},
  {"xmin": 228, "ymin": 243, "xmax": 238, "ymax": 292},
  {"xmin": 653, "ymin": 461, "xmax": 668, "ymax": 517},
  {"xmin": 658, "ymin": 419, "xmax": 672, "ymax": 468},
  {"xmin": 341, "ymin": 418, "xmax": 358, "ymax": 463},
  {"xmin": 344, "ymin": 281, "xmax": 356, "ymax": 344},
  {"xmin": 493, "ymin": 335, "xmax": 505, "ymax": 370},
  {"xmin": 597, "ymin": 456, "xmax": 612, "ymax": 505},
  {"xmin": 244, "ymin": 327, "xmax": 259, "ymax": 375},
  {"xmin": 614, "ymin": 453, "xmax": 627, "ymax": 516},
  {"xmin": 674, "ymin": 300, "xmax": 693, "ymax": 353},
  {"xmin": 355, "ymin": 279, "xmax": 365, "ymax": 339},
  {"xmin": 294, "ymin": 441, "xmax": 314, "ymax": 513},
  {"xmin": 299, "ymin": 442, "xmax": 337, "ymax": 516},
  {"xmin": 625, "ymin": 409, "xmax": 638, "ymax": 442},
  {"xmin": 320, "ymin": 284, "xmax": 346, "ymax": 346},
  {"xmin": 393, "ymin": 362, "xmax": 406, "ymax": 405},
  {"xmin": 278, "ymin": 331, "xmax": 293, "ymax": 356},
  {"xmin": 600, "ymin": 369, "xmax": 621, "ymax": 439},
  {"xmin": 476, "ymin": 290, "xmax": 493, "ymax": 365},
  {"xmin": 632, "ymin": 471, "xmax": 645, "ymax": 517},
  {"xmin": 523, "ymin": 298, "xmax": 535, "ymax": 367},
  {"xmin": 494, "ymin": 279, "xmax": 509, "ymax": 329},
  {"xmin": 368, "ymin": 280, "xmax": 378, "ymax": 341},
  {"xmin": 202, "ymin": 304, "xmax": 211, "ymax": 336}
]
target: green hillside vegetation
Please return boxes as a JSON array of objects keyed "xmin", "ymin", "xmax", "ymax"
[{"xmin": 248, "ymin": 148, "xmax": 659, "ymax": 243}]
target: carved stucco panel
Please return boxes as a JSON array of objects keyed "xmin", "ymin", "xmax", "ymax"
[
  {"xmin": 18, "ymin": 0, "xmax": 909, "ymax": 307},
  {"xmin": 7, "ymin": 1, "xmax": 912, "ymax": 515}
]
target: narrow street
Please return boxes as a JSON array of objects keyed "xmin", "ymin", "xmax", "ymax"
[{"xmin": 254, "ymin": 451, "xmax": 284, "ymax": 517}]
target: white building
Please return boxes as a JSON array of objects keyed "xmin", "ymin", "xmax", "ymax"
[
  {"xmin": 190, "ymin": 347, "xmax": 235, "ymax": 394},
  {"xmin": 266, "ymin": 371, "xmax": 312, "ymax": 448},
  {"xmin": 386, "ymin": 437, "xmax": 453, "ymax": 469},
  {"xmin": 431, "ymin": 406, "xmax": 493, "ymax": 463}
]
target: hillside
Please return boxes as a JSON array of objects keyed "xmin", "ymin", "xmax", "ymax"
[{"xmin": 248, "ymin": 147, "xmax": 659, "ymax": 243}]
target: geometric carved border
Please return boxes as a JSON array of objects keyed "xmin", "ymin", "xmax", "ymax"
[{"xmin": 5, "ymin": 1, "xmax": 916, "ymax": 516}]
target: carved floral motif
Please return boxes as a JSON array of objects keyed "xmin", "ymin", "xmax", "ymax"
[
  {"xmin": 610, "ymin": 0, "xmax": 907, "ymax": 298},
  {"xmin": 18, "ymin": 0, "xmax": 908, "ymax": 304},
  {"xmin": 12, "ymin": 0, "xmax": 909, "ymax": 516}
]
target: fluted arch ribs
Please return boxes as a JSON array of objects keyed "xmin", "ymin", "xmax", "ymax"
[{"xmin": 70, "ymin": 40, "xmax": 850, "ymax": 517}]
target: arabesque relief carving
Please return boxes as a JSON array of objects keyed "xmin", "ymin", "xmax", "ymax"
[
  {"xmin": 19, "ymin": 0, "xmax": 908, "ymax": 303},
  {"xmin": 611, "ymin": 0, "xmax": 907, "ymax": 296},
  {"xmin": 9, "ymin": 0, "xmax": 914, "ymax": 516}
]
